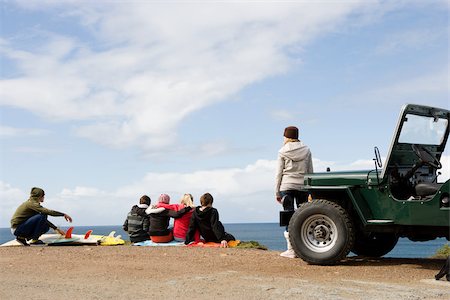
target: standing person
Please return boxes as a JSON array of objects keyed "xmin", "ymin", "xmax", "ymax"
[
  {"xmin": 146, "ymin": 194, "xmax": 192, "ymax": 243},
  {"xmin": 123, "ymin": 195, "xmax": 157, "ymax": 243},
  {"xmin": 185, "ymin": 192, "xmax": 235, "ymax": 247},
  {"xmin": 275, "ymin": 126, "xmax": 313, "ymax": 258},
  {"xmin": 10, "ymin": 187, "xmax": 72, "ymax": 246}
]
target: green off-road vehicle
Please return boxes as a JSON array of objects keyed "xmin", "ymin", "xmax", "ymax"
[{"xmin": 281, "ymin": 104, "xmax": 449, "ymax": 265}]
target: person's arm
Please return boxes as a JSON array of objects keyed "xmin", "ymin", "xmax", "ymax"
[
  {"xmin": 275, "ymin": 155, "xmax": 285, "ymax": 202},
  {"xmin": 143, "ymin": 216, "xmax": 150, "ymax": 234},
  {"xmin": 210, "ymin": 209, "xmax": 229, "ymax": 247},
  {"xmin": 184, "ymin": 212, "xmax": 197, "ymax": 245},
  {"xmin": 307, "ymin": 150, "xmax": 314, "ymax": 174},
  {"xmin": 123, "ymin": 218, "xmax": 128, "ymax": 231},
  {"xmin": 210, "ymin": 209, "xmax": 226, "ymax": 241},
  {"xmin": 167, "ymin": 207, "xmax": 191, "ymax": 219},
  {"xmin": 47, "ymin": 220, "xmax": 66, "ymax": 236},
  {"xmin": 26, "ymin": 201, "xmax": 65, "ymax": 217},
  {"xmin": 145, "ymin": 207, "xmax": 165, "ymax": 214}
]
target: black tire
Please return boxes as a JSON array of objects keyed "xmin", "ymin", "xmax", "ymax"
[
  {"xmin": 288, "ymin": 199, "xmax": 354, "ymax": 265},
  {"xmin": 352, "ymin": 232, "xmax": 398, "ymax": 257}
]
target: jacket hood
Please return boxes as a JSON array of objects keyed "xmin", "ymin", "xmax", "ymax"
[
  {"xmin": 131, "ymin": 205, "xmax": 148, "ymax": 217},
  {"xmin": 279, "ymin": 141, "xmax": 310, "ymax": 162},
  {"xmin": 195, "ymin": 206, "xmax": 213, "ymax": 220},
  {"xmin": 29, "ymin": 187, "xmax": 45, "ymax": 201}
]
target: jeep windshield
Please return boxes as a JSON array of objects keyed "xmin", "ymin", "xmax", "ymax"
[
  {"xmin": 398, "ymin": 114, "xmax": 448, "ymax": 145},
  {"xmin": 381, "ymin": 104, "xmax": 450, "ymax": 200}
]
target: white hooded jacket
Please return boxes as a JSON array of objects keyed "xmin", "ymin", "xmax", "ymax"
[{"xmin": 275, "ymin": 141, "xmax": 313, "ymax": 196}]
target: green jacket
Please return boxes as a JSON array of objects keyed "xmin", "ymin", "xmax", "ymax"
[{"xmin": 10, "ymin": 188, "xmax": 65, "ymax": 228}]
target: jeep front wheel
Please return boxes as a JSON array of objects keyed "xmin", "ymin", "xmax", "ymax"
[{"xmin": 288, "ymin": 200, "xmax": 354, "ymax": 265}]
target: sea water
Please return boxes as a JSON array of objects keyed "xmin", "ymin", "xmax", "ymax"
[{"xmin": 0, "ymin": 223, "xmax": 447, "ymax": 258}]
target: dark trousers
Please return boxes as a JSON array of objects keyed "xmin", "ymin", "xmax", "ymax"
[
  {"xmin": 435, "ymin": 256, "xmax": 450, "ymax": 281},
  {"xmin": 14, "ymin": 214, "xmax": 50, "ymax": 240},
  {"xmin": 280, "ymin": 190, "xmax": 308, "ymax": 211},
  {"xmin": 280, "ymin": 190, "xmax": 308, "ymax": 230}
]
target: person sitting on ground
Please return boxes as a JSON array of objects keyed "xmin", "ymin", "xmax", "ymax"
[
  {"xmin": 156, "ymin": 193, "xmax": 200, "ymax": 242},
  {"xmin": 10, "ymin": 187, "xmax": 72, "ymax": 246},
  {"xmin": 184, "ymin": 192, "xmax": 235, "ymax": 248},
  {"xmin": 146, "ymin": 194, "xmax": 192, "ymax": 243},
  {"xmin": 123, "ymin": 195, "xmax": 160, "ymax": 243}
]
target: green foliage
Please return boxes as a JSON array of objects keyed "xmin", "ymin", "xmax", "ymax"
[
  {"xmin": 235, "ymin": 240, "xmax": 268, "ymax": 250},
  {"xmin": 432, "ymin": 243, "xmax": 450, "ymax": 258}
]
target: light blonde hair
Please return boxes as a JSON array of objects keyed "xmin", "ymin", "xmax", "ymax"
[
  {"xmin": 284, "ymin": 137, "xmax": 299, "ymax": 145},
  {"xmin": 180, "ymin": 193, "xmax": 194, "ymax": 207}
]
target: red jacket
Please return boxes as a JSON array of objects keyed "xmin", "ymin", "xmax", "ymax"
[{"xmin": 157, "ymin": 203, "xmax": 200, "ymax": 241}]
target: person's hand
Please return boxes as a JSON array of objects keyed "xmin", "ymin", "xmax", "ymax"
[
  {"xmin": 185, "ymin": 206, "xmax": 192, "ymax": 212},
  {"xmin": 276, "ymin": 196, "xmax": 282, "ymax": 204},
  {"xmin": 220, "ymin": 240, "xmax": 228, "ymax": 248},
  {"xmin": 55, "ymin": 228, "xmax": 65, "ymax": 236},
  {"xmin": 64, "ymin": 214, "xmax": 72, "ymax": 223}
]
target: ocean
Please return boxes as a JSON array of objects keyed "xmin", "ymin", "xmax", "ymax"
[{"xmin": 1, "ymin": 223, "xmax": 447, "ymax": 258}]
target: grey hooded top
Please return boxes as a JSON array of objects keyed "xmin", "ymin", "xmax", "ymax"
[{"xmin": 275, "ymin": 141, "xmax": 313, "ymax": 196}]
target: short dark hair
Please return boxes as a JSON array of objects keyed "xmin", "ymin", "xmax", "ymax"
[
  {"xmin": 140, "ymin": 195, "xmax": 151, "ymax": 205},
  {"xmin": 200, "ymin": 193, "xmax": 213, "ymax": 206}
]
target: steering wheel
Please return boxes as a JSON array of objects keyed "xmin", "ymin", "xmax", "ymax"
[{"xmin": 411, "ymin": 144, "xmax": 442, "ymax": 169}]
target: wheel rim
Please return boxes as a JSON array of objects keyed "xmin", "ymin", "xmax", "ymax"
[{"xmin": 300, "ymin": 214, "xmax": 338, "ymax": 253}]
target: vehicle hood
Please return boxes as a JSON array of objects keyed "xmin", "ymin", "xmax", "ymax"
[{"xmin": 305, "ymin": 170, "xmax": 377, "ymax": 187}]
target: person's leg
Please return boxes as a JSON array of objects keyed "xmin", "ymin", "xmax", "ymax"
[
  {"xmin": 280, "ymin": 191, "xmax": 295, "ymax": 231},
  {"xmin": 293, "ymin": 190, "xmax": 309, "ymax": 208},
  {"xmin": 14, "ymin": 214, "xmax": 50, "ymax": 240},
  {"xmin": 280, "ymin": 191, "xmax": 295, "ymax": 211},
  {"xmin": 435, "ymin": 256, "xmax": 450, "ymax": 280},
  {"xmin": 224, "ymin": 232, "xmax": 235, "ymax": 241},
  {"xmin": 279, "ymin": 190, "xmax": 297, "ymax": 258}
]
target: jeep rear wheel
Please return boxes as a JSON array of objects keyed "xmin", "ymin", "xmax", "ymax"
[
  {"xmin": 288, "ymin": 200, "xmax": 354, "ymax": 265},
  {"xmin": 352, "ymin": 232, "xmax": 398, "ymax": 257}
]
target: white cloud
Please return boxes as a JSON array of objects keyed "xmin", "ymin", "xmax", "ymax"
[
  {"xmin": 0, "ymin": 182, "xmax": 27, "ymax": 228},
  {"xmin": 1, "ymin": 1, "xmax": 373, "ymax": 151},
  {"xmin": 439, "ymin": 154, "xmax": 450, "ymax": 182}
]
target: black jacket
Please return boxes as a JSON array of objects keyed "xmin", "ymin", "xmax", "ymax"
[
  {"xmin": 123, "ymin": 205, "xmax": 150, "ymax": 243},
  {"xmin": 149, "ymin": 207, "xmax": 191, "ymax": 236},
  {"xmin": 185, "ymin": 206, "xmax": 234, "ymax": 244}
]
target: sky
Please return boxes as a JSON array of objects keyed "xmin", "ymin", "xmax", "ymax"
[{"xmin": 0, "ymin": 0, "xmax": 449, "ymax": 228}]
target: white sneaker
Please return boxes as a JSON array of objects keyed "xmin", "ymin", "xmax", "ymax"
[{"xmin": 280, "ymin": 249, "xmax": 297, "ymax": 258}]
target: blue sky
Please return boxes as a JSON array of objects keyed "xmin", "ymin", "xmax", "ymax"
[{"xmin": 0, "ymin": 0, "xmax": 449, "ymax": 227}]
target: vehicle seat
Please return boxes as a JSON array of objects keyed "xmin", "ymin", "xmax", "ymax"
[{"xmin": 415, "ymin": 182, "xmax": 442, "ymax": 197}]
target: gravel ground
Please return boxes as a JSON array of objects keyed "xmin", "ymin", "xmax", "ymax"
[{"xmin": 0, "ymin": 246, "xmax": 449, "ymax": 299}]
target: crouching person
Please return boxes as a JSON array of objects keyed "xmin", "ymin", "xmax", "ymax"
[{"xmin": 10, "ymin": 187, "xmax": 72, "ymax": 246}]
